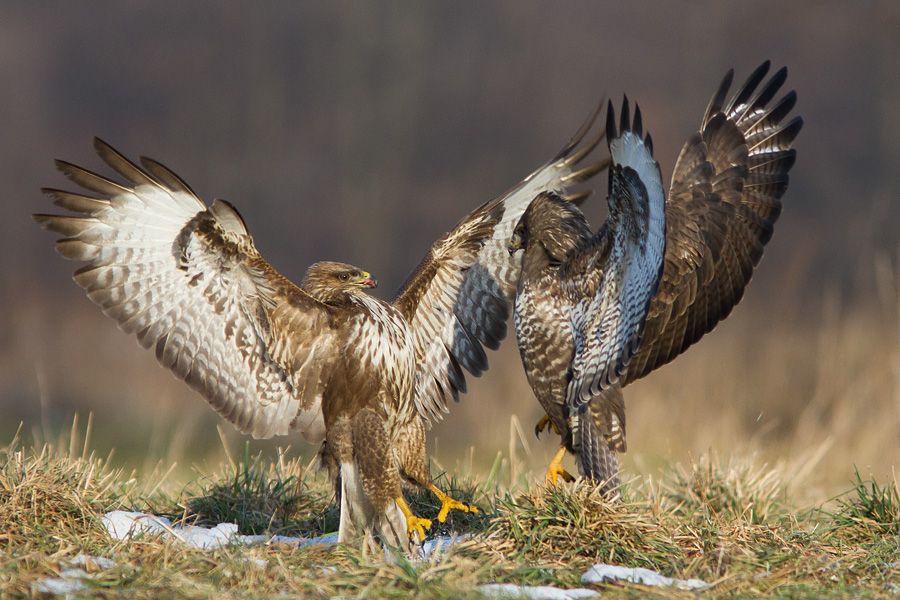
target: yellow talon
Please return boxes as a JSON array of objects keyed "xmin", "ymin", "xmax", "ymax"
[
  {"xmin": 396, "ymin": 495, "xmax": 432, "ymax": 542},
  {"xmin": 535, "ymin": 414, "xmax": 561, "ymax": 438},
  {"xmin": 428, "ymin": 484, "xmax": 479, "ymax": 523},
  {"xmin": 546, "ymin": 446, "xmax": 575, "ymax": 485}
]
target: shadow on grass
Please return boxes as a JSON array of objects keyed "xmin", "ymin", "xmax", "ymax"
[{"xmin": 167, "ymin": 444, "xmax": 493, "ymax": 539}]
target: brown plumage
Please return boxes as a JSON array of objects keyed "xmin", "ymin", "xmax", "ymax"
[
  {"xmin": 34, "ymin": 104, "xmax": 607, "ymax": 548},
  {"xmin": 512, "ymin": 62, "xmax": 803, "ymax": 492},
  {"xmin": 512, "ymin": 98, "xmax": 666, "ymax": 492}
]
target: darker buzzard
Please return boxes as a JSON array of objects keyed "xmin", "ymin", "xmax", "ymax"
[{"xmin": 509, "ymin": 62, "xmax": 803, "ymax": 492}]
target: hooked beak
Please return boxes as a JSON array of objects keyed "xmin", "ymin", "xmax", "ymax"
[
  {"xmin": 507, "ymin": 232, "xmax": 524, "ymax": 255},
  {"xmin": 358, "ymin": 271, "xmax": 377, "ymax": 288}
]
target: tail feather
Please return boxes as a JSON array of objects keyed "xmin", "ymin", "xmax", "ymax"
[{"xmin": 576, "ymin": 410, "xmax": 621, "ymax": 495}]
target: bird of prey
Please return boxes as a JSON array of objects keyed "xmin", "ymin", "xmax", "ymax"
[
  {"xmin": 508, "ymin": 61, "xmax": 803, "ymax": 492},
  {"xmin": 34, "ymin": 112, "xmax": 607, "ymax": 548}
]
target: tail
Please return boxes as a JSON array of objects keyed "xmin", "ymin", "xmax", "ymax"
[
  {"xmin": 573, "ymin": 386, "xmax": 625, "ymax": 496},
  {"xmin": 337, "ymin": 461, "xmax": 410, "ymax": 553},
  {"xmin": 576, "ymin": 414, "xmax": 621, "ymax": 495},
  {"xmin": 335, "ymin": 407, "xmax": 411, "ymax": 553}
]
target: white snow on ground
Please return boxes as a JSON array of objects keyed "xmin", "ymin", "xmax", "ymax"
[
  {"xmin": 92, "ymin": 512, "xmax": 716, "ymax": 597},
  {"xmin": 581, "ymin": 563, "xmax": 710, "ymax": 590},
  {"xmin": 102, "ymin": 510, "xmax": 460, "ymax": 560},
  {"xmin": 478, "ymin": 583, "xmax": 599, "ymax": 599},
  {"xmin": 102, "ymin": 511, "xmax": 336, "ymax": 550},
  {"xmin": 33, "ymin": 574, "xmax": 91, "ymax": 596},
  {"xmin": 32, "ymin": 554, "xmax": 118, "ymax": 596}
]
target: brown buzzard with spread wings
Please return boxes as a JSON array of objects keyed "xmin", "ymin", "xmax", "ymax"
[{"xmin": 35, "ymin": 107, "xmax": 608, "ymax": 548}]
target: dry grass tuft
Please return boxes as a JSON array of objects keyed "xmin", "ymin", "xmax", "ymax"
[{"xmin": 660, "ymin": 453, "xmax": 787, "ymax": 525}]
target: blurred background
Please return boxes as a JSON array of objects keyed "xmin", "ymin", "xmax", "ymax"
[{"xmin": 2, "ymin": 1, "xmax": 897, "ymax": 499}]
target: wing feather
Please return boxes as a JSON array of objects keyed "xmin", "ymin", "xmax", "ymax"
[
  {"xmin": 567, "ymin": 99, "xmax": 666, "ymax": 407},
  {"xmin": 394, "ymin": 103, "xmax": 610, "ymax": 423},
  {"xmin": 624, "ymin": 62, "xmax": 802, "ymax": 384},
  {"xmin": 35, "ymin": 140, "xmax": 340, "ymax": 441}
]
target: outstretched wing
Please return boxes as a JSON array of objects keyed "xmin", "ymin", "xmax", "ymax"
[
  {"xmin": 567, "ymin": 99, "xmax": 666, "ymax": 408},
  {"xmin": 623, "ymin": 61, "xmax": 802, "ymax": 384},
  {"xmin": 34, "ymin": 139, "xmax": 340, "ymax": 440},
  {"xmin": 394, "ymin": 104, "xmax": 609, "ymax": 423}
]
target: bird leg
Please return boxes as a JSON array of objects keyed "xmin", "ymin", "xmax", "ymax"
[
  {"xmin": 395, "ymin": 495, "xmax": 432, "ymax": 542},
  {"xmin": 534, "ymin": 414, "xmax": 561, "ymax": 438},
  {"xmin": 427, "ymin": 483, "xmax": 480, "ymax": 523},
  {"xmin": 546, "ymin": 446, "xmax": 575, "ymax": 485}
]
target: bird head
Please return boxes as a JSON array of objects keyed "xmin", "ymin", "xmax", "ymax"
[
  {"xmin": 507, "ymin": 221, "xmax": 527, "ymax": 255},
  {"xmin": 302, "ymin": 261, "xmax": 377, "ymax": 303},
  {"xmin": 509, "ymin": 192, "xmax": 592, "ymax": 263}
]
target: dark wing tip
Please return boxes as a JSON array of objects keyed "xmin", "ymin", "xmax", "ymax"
[
  {"xmin": 619, "ymin": 95, "xmax": 630, "ymax": 135},
  {"xmin": 633, "ymin": 104, "xmax": 643, "ymax": 137},
  {"xmin": 92, "ymin": 136, "xmax": 112, "ymax": 154},
  {"xmin": 781, "ymin": 115, "xmax": 804, "ymax": 143},
  {"xmin": 32, "ymin": 213, "xmax": 52, "ymax": 227},
  {"xmin": 139, "ymin": 155, "xmax": 199, "ymax": 197},
  {"xmin": 554, "ymin": 97, "xmax": 606, "ymax": 161},
  {"xmin": 727, "ymin": 60, "xmax": 772, "ymax": 113},
  {"xmin": 703, "ymin": 68, "xmax": 735, "ymax": 124},
  {"xmin": 605, "ymin": 99, "xmax": 617, "ymax": 145}
]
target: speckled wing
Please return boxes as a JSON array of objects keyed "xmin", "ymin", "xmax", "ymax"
[
  {"xmin": 393, "ymin": 104, "xmax": 610, "ymax": 423},
  {"xmin": 35, "ymin": 139, "xmax": 340, "ymax": 441},
  {"xmin": 623, "ymin": 61, "xmax": 803, "ymax": 384},
  {"xmin": 567, "ymin": 100, "xmax": 666, "ymax": 409}
]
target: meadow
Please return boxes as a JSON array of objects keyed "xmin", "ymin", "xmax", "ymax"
[
  {"xmin": 0, "ymin": 417, "xmax": 896, "ymax": 597},
  {"xmin": 1, "ymin": 257, "xmax": 897, "ymax": 597},
  {"xmin": 1, "ymin": 4, "xmax": 897, "ymax": 595}
]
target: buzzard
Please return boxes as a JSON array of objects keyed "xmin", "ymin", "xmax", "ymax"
[
  {"xmin": 34, "ymin": 112, "xmax": 607, "ymax": 548},
  {"xmin": 509, "ymin": 62, "xmax": 803, "ymax": 491}
]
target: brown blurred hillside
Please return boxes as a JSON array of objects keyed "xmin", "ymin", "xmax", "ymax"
[{"xmin": 2, "ymin": 2, "xmax": 898, "ymax": 497}]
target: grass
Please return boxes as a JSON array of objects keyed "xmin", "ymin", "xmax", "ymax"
[{"xmin": 1, "ymin": 423, "xmax": 897, "ymax": 598}]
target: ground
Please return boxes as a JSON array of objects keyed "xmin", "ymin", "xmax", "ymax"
[{"xmin": 1, "ymin": 426, "xmax": 897, "ymax": 599}]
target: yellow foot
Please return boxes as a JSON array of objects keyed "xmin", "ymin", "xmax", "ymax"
[
  {"xmin": 534, "ymin": 414, "xmax": 561, "ymax": 439},
  {"xmin": 428, "ymin": 484, "xmax": 480, "ymax": 523},
  {"xmin": 546, "ymin": 446, "xmax": 575, "ymax": 485},
  {"xmin": 396, "ymin": 495, "xmax": 432, "ymax": 542}
]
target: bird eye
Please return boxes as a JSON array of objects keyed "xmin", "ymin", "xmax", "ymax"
[{"xmin": 339, "ymin": 273, "xmax": 349, "ymax": 281}]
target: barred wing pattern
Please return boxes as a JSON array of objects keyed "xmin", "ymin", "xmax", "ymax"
[
  {"xmin": 567, "ymin": 101, "xmax": 666, "ymax": 409},
  {"xmin": 35, "ymin": 140, "xmax": 340, "ymax": 440},
  {"xmin": 624, "ymin": 61, "xmax": 803, "ymax": 384},
  {"xmin": 394, "ymin": 104, "xmax": 610, "ymax": 423}
]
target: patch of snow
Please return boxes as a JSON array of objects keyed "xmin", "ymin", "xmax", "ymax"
[
  {"xmin": 32, "ymin": 575, "xmax": 91, "ymax": 596},
  {"xmin": 298, "ymin": 532, "xmax": 339, "ymax": 547},
  {"xmin": 103, "ymin": 511, "xmax": 174, "ymax": 540},
  {"xmin": 69, "ymin": 554, "xmax": 117, "ymax": 570},
  {"xmin": 102, "ymin": 511, "xmax": 337, "ymax": 550},
  {"xmin": 581, "ymin": 563, "xmax": 709, "ymax": 591},
  {"xmin": 102, "ymin": 511, "xmax": 465, "ymax": 557},
  {"xmin": 421, "ymin": 534, "xmax": 467, "ymax": 560},
  {"xmin": 32, "ymin": 555, "xmax": 118, "ymax": 597},
  {"xmin": 478, "ymin": 583, "xmax": 599, "ymax": 599},
  {"xmin": 244, "ymin": 557, "xmax": 269, "ymax": 570}
]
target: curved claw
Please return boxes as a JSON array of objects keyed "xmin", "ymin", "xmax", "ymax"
[
  {"xmin": 396, "ymin": 495, "xmax": 432, "ymax": 543},
  {"xmin": 535, "ymin": 415, "xmax": 551, "ymax": 439},
  {"xmin": 406, "ymin": 514, "xmax": 433, "ymax": 542},
  {"xmin": 534, "ymin": 414, "xmax": 562, "ymax": 439}
]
